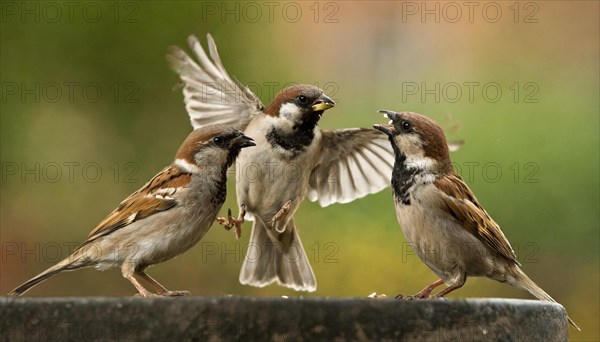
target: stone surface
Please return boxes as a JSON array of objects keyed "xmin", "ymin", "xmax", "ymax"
[{"xmin": 0, "ymin": 297, "xmax": 568, "ymax": 341}]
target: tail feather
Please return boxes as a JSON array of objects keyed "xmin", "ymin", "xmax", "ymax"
[
  {"xmin": 240, "ymin": 220, "xmax": 277, "ymax": 285},
  {"xmin": 8, "ymin": 257, "xmax": 79, "ymax": 296},
  {"xmin": 510, "ymin": 267, "xmax": 580, "ymax": 331},
  {"xmin": 240, "ymin": 220, "xmax": 316, "ymax": 292}
]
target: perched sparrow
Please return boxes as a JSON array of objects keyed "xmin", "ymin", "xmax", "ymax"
[
  {"xmin": 167, "ymin": 34, "xmax": 400, "ymax": 292},
  {"xmin": 8, "ymin": 125, "xmax": 255, "ymax": 297},
  {"xmin": 374, "ymin": 110, "xmax": 580, "ymax": 330}
]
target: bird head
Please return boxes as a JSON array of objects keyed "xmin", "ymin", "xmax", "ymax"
[
  {"xmin": 264, "ymin": 84, "xmax": 335, "ymax": 130},
  {"xmin": 175, "ymin": 124, "xmax": 255, "ymax": 170},
  {"xmin": 374, "ymin": 110, "xmax": 451, "ymax": 173}
]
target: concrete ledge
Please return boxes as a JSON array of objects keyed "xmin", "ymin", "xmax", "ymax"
[{"xmin": 0, "ymin": 297, "xmax": 567, "ymax": 341}]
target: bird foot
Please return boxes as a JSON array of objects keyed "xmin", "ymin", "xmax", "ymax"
[
  {"xmin": 159, "ymin": 290, "xmax": 191, "ymax": 297},
  {"xmin": 397, "ymin": 279, "xmax": 446, "ymax": 300},
  {"xmin": 395, "ymin": 294, "xmax": 446, "ymax": 301},
  {"xmin": 133, "ymin": 291, "xmax": 159, "ymax": 297},
  {"xmin": 394, "ymin": 292, "xmax": 431, "ymax": 300},
  {"xmin": 216, "ymin": 204, "xmax": 246, "ymax": 239},
  {"xmin": 270, "ymin": 201, "xmax": 292, "ymax": 223},
  {"xmin": 395, "ymin": 294, "xmax": 416, "ymax": 300}
]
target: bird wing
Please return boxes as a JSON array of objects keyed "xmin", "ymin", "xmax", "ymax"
[
  {"xmin": 307, "ymin": 128, "xmax": 395, "ymax": 207},
  {"xmin": 83, "ymin": 165, "xmax": 192, "ymax": 244},
  {"xmin": 434, "ymin": 172, "xmax": 519, "ymax": 264},
  {"xmin": 167, "ymin": 34, "xmax": 264, "ymax": 131}
]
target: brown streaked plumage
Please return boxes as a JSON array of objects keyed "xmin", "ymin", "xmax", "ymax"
[
  {"xmin": 86, "ymin": 166, "xmax": 190, "ymax": 242},
  {"xmin": 8, "ymin": 124, "xmax": 255, "ymax": 297},
  {"xmin": 435, "ymin": 172, "xmax": 518, "ymax": 265},
  {"xmin": 374, "ymin": 110, "xmax": 579, "ymax": 331}
]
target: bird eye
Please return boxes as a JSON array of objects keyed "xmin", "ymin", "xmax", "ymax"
[
  {"xmin": 298, "ymin": 95, "xmax": 308, "ymax": 104},
  {"xmin": 213, "ymin": 136, "xmax": 223, "ymax": 145},
  {"xmin": 401, "ymin": 120, "xmax": 412, "ymax": 131}
]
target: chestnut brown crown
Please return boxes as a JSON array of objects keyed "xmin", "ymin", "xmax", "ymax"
[
  {"xmin": 264, "ymin": 84, "xmax": 335, "ymax": 118},
  {"xmin": 374, "ymin": 110, "xmax": 452, "ymax": 172},
  {"xmin": 175, "ymin": 124, "xmax": 255, "ymax": 166}
]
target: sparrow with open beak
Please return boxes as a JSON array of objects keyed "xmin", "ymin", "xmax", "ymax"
[
  {"xmin": 8, "ymin": 125, "xmax": 255, "ymax": 297},
  {"xmin": 167, "ymin": 34, "xmax": 400, "ymax": 292},
  {"xmin": 374, "ymin": 110, "xmax": 579, "ymax": 330}
]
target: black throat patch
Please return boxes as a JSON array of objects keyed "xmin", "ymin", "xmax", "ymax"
[
  {"xmin": 265, "ymin": 116, "xmax": 319, "ymax": 159},
  {"xmin": 390, "ymin": 143, "xmax": 422, "ymax": 206},
  {"xmin": 211, "ymin": 165, "xmax": 228, "ymax": 206}
]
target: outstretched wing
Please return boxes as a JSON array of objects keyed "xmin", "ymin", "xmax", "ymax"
[
  {"xmin": 84, "ymin": 165, "xmax": 191, "ymax": 244},
  {"xmin": 307, "ymin": 128, "xmax": 395, "ymax": 207},
  {"xmin": 167, "ymin": 34, "xmax": 264, "ymax": 130},
  {"xmin": 435, "ymin": 172, "xmax": 519, "ymax": 264}
]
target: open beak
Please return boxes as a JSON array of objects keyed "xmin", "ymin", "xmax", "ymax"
[
  {"xmin": 311, "ymin": 94, "xmax": 336, "ymax": 112},
  {"xmin": 373, "ymin": 109, "xmax": 399, "ymax": 136},
  {"xmin": 234, "ymin": 134, "xmax": 256, "ymax": 148},
  {"xmin": 373, "ymin": 124, "xmax": 396, "ymax": 136},
  {"xmin": 378, "ymin": 109, "xmax": 401, "ymax": 122}
]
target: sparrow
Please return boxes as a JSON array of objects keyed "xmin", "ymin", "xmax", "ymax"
[
  {"xmin": 167, "ymin": 34, "xmax": 401, "ymax": 292},
  {"xmin": 373, "ymin": 110, "xmax": 580, "ymax": 330},
  {"xmin": 8, "ymin": 124, "xmax": 255, "ymax": 297}
]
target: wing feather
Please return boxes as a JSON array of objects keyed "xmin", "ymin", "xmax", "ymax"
[
  {"xmin": 167, "ymin": 34, "xmax": 264, "ymax": 131},
  {"xmin": 307, "ymin": 128, "xmax": 395, "ymax": 207},
  {"xmin": 83, "ymin": 166, "xmax": 191, "ymax": 244},
  {"xmin": 435, "ymin": 173, "xmax": 519, "ymax": 264}
]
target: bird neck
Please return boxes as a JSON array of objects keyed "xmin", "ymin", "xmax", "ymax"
[
  {"xmin": 391, "ymin": 151, "xmax": 438, "ymax": 206},
  {"xmin": 213, "ymin": 167, "xmax": 228, "ymax": 206},
  {"xmin": 266, "ymin": 122, "xmax": 317, "ymax": 159},
  {"xmin": 191, "ymin": 163, "xmax": 228, "ymax": 206},
  {"xmin": 226, "ymin": 149, "xmax": 242, "ymax": 169}
]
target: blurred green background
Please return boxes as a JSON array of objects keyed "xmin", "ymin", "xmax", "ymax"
[{"xmin": 1, "ymin": 1, "xmax": 598, "ymax": 339}]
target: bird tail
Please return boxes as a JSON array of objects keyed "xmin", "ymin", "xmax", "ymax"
[
  {"xmin": 8, "ymin": 256, "xmax": 80, "ymax": 296},
  {"xmin": 239, "ymin": 220, "xmax": 316, "ymax": 292},
  {"xmin": 510, "ymin": 266, "xmax": 580, "ymax": 331}
]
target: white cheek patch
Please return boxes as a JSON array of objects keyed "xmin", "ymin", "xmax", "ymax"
[
  {"xmin": 279, "ymin": 102, "xmax": 302, "ymax": 121},
  {"xmin": 394, "ymin": 134, "xmax": 438, "ymax": 171},
  {"xmin": 395, "ymin": 134, "xmax": 423, "ymax": 155}
]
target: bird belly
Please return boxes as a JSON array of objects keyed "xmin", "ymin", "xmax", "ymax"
[
  {"xmin": 395, "ymin": 185, "xmax": 496, "ymax": 284},
  {"xmin": 235, "ymin": 136, "xmax": 311, "ymax": 220},
  {"xmin": 89, "ymin": 204, "xmax": 214, "ymax": 271}
]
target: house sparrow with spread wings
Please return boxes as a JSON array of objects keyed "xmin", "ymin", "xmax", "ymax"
[
  {"xmin": 167, "ymin": 34, "xmax": 403, "ymax": 292},
  {"xmin": 374, "ymin": 110, "xmax": 579, "ymax": 330},
  {"xmin": 8, "ymin": 125, "xmax": 255, "ymax": 297}
]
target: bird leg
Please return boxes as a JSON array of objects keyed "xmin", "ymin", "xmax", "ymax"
[
  {"xmin": 395, "ymin": 279, "xmax": 445, "ymax": 300},
  {"xmin": 270, "ymin": 200, "xmax": 292, "ymax": 233},
  {"xmin": 216, "ymin": 204, "xmax": 246, "ymax": 239},
  {"xmin": 415, "ymin": 279, "xmax": 445, "ymax": 298},
  {"xmin": 137, "ymin": 271, "xmax": 190, "ymax": 297},
  {"xmin": 432, "ymin": 282, "xmax": 464, "ymax": 298},
  {"xmin": 125, "ymin": 274, "xmax": 157, "ymax": 297}
]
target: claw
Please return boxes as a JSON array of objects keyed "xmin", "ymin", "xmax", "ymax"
[
  {"xmin": 270, "ymin": 200, "xmax": 292, "ymax": 223},
  {"xmin": 216, "ymin": 204, "xmax": 246, "ymax": 239},
  {"xmin": 160, "ymin": 290, "xmax": 191, "ymax": 297},
  {"xmin": 395, "ymin": 294, "xmax": 415, "ymax": 300},
  {"xmin": 396, "ymin": 279, "xmax": 445, "ymax": 300}
]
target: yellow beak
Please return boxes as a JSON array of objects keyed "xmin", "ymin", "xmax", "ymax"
[{"xmin": 311, "ymin": 95, "xmax": 335, "ymax": 111}]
